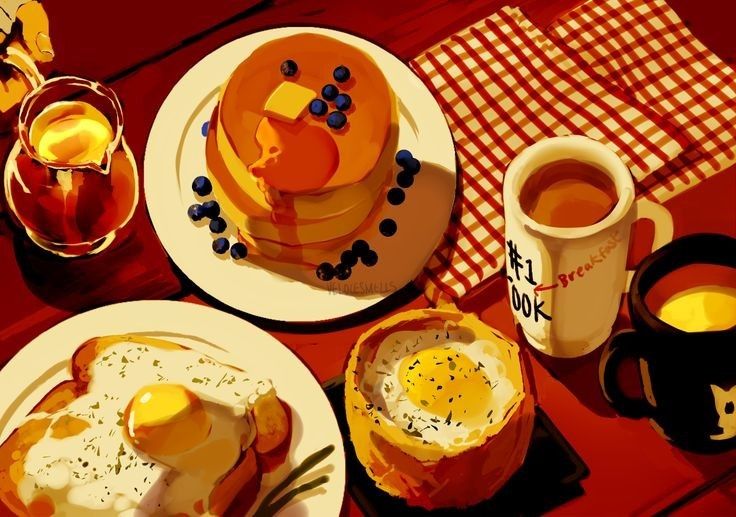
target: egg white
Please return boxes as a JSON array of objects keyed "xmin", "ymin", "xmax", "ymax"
[
  {"xmin": 361, "ymin": 327, "xmax": 518, "ymax": 449},
  {"xmin": 18, "ymin": 340, "xmax": 273, "ymax": 515}
]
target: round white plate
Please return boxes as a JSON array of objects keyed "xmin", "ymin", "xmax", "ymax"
[
  {"xmin": 0, "ymin": 301, "xmax": 345, "ymax": 517},
  {"xmin": 144, "ymin": 27, "xmax": 456, "ymax": 322}
]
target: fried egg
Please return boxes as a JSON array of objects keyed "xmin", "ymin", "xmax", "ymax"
[
  {"xmin": 16, "ymin": 338, "xmax": 273, "ymax": 515},
  {"xmin": 360, "ymin": 326, "xmax": 518, "ymax": 449}
]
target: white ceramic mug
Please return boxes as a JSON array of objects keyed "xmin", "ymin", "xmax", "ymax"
[{"xmin": 503, "ymin": 136, "xmax": 673, "ymax": 358}]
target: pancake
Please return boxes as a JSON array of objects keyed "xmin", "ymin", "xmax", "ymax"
[
  {"xmin": 206, "ymin": 32, "xmax": 398, "ymax": 260},
  {"xmin": 235, "ymin": 196, "xmax": 381, "ymax": 267},
  {"xmin": 206, "ymin": 106, "xmax": 397, "ymax": 247},
  {"xmin": 216, "ymin": 33, "xmax": 393, "ymax": 192}
]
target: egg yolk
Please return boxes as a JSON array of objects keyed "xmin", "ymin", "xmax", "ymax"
[
  {"xmin": 249, "ymin": 117, "xmax": 339, "ymax": 194},
  {"xmin": 124, "ymin": 384, "xmax": 211, "ymax": 456},
  {"xmin": 398, "ymin": 348, "xmax": 492, "ymax": 421}
]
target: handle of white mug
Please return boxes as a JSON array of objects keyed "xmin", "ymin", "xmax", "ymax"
[
  {"xmin": 624, "ymin": 198, "xmax": 674, "ymax": 292},
  {"xmin": 2, "ymin": 46, "xmax": 44, "ymax": 90}
]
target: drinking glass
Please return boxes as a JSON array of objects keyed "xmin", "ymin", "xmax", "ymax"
[{"xmin": 2, "ymin": 47, "xmax": 138, "ymax": 257}]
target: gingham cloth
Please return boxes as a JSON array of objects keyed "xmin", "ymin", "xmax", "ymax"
[
  {"xmin": 550, "ymin": 0, "xmax": 736, "ymax": 203},
  {"xmin": 411, "ymin": 5, "xmax": 687, "ymax": 304}
]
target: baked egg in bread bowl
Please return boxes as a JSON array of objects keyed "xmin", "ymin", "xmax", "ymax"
[
  {"xmin": 345, "ymin": 307, "xmax": 534, "ymax": 509},
  {"xmin": 0, "ymin": 334, "xmax": 290, "ymax": 516}
]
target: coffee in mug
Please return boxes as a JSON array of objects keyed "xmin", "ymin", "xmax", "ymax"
[
  {"xmin": 503, "ymin": 136, "xmax": 674, "ymax": 358},
  {"xmin": 518, "ymin": 159, "xmax": 618, "ymax": 228},
  {"xmin": 600, "ymin": 233, "xmax": 736, "ymax": 452}
]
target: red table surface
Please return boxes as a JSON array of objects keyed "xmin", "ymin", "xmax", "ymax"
[
  {"xmin": 1, "ymin": 0, "xmax": 736, "ymax": 515},
  {"xmin": 671, "ymin": 470, "xmax": 736, "ymax": 516}
]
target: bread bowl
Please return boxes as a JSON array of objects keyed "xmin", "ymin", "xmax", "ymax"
[{"xmin": 345, "ymin": 307, "xmax": 534, "ymax": 509}]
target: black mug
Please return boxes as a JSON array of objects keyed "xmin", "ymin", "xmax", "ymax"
[{"xmin": 600, "ymin": 233, "xmax": 736, "ymax": 452}]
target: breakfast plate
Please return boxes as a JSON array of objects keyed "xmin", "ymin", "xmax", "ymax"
[
  {"xmin": 0, "ymin": 300, "xmax": 345, "ymax": 516},
  {"xmin": 144, "ymin": 27, "xmax": 456, "ymax": 322}
]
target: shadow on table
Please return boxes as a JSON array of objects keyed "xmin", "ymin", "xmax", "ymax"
[
  {"xmin": 8, "ymin": 209, "xmax": 180, "ymax": 312},
  {"xmin": 518, "ymin": 302, "xmax": 649, "ymax": 419},
  {"xmin": 524, "ymin": 342, "xmax": 620, "ymax": 418}
]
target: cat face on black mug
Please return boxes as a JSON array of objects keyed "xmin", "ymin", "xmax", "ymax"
[{"xmin": 600, "ymin": 233, "xmax": 736, "ymax": 453}]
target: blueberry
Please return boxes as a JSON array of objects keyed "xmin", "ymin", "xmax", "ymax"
[
  {"xmin": 309, "ymin": 99, "xmax": 328, "ymax": 116},
  {"xmin": 352, "ymin": 239, "xmax": 370, "ymax": 256},
  {"xmin": 340, "ymin": 249, "xmax": 358, "ymax": 267},
  {"xmin": 191, "ymin": 176, "xmax": 212, "ymax": 196},
  {"xmin": 335, "ymin": 93, "xmax": 352, "ymax": 111},
  {"xmin": 209, "ymin": 217, "xmax": 227, "ymax": 234},
  {"xmin": 280, "ymin": 59, "xmax": 298, "ymax": 77},
  {"xmin": 335, "ymin": 262, "xmax": 352, "ymax": 280},
  {"xmin": 201, "ymin": 121, "xmax": 209, "ymax": 137},
  {"xmin": 395, "ymin": 149, "xmax": 413, "ymax": 167},
  {"xmin": 333, "ymin": 65, "xmax": 351, "ymax": 83},
  {"xmin": 396, "ymin": 170, "xmax": 414, "ymax": 188},
  {"xmin": 387, "ymin": 187, "xmax": 405, "ymax": 205},
  {"xmin": 326, "ymin": 111, "xmax": 347, "ymax": 130},
  {"xmin": 230, "ymin": 242, "xmax": 248, "ymax": 260},
  {"xmin": 201, "ymin": 200, "xmax": 220, "ymax": 218},
  {"xmin": 316, "ymin": 262, "xmax": 335, "ymax": 281},
  {"xmin": 187, "ymin": 203, "xmax": 205, "ymax": 221},
  {"xmin": 404, "ymin": 157, "xmax": 421, "ymax": 174},
  {"xmin": 361, "ymin": 249, "xmax": 378, "ymax": 267},
  {"xmin": 212, "ymin": 237, "xmax": 230, "ymax": 254},
  {"xmin": 379, "ymin": 218, "xmax": 397, "ymax": 237},
  {"xmin": 321, "ymin": 84, "xmax": 339, "ymax": 101}
]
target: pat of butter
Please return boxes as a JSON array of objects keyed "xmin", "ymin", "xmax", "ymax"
[{"xmin": 263, "ymin": 82, "xmax": 317, "ymax": 123}]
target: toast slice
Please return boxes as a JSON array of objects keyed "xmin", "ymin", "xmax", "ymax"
[{"xmin": 0, "ymin": 334, "xmax": 290, "ymax": 516}]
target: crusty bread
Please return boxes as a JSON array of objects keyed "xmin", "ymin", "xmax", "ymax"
[
  {"xmin": 0, "ymin": 334, "xmax": 290, "ymax": 516},
  {"xmin": 345, "ymin": 308, "xmax": 535, "ymax": 509},
  {"xmin": 1, "ymin": 381, "xmax": 77, "ymax": 516}
]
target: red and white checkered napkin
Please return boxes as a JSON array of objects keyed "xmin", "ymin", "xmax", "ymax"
[
  {"xmin": 410, "ymin": 6, "xmax": 685, "ymax": 304},
  {"xmin": 549, "ymin": 0, "xmax": 736, "ymax": 203}
]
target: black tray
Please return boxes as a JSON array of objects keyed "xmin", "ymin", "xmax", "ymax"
[{"xmin": 323, "ymin": 376, "xmax": 589, "ymax": 516}]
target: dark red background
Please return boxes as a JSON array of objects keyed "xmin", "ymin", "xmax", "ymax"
[{"xmin": 1, "ymin": 0, "xmax": 736, "ymax": 514}]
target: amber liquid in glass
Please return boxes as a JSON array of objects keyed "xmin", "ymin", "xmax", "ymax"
[
  {"xmin": 7, "ymin": 100, "xmax": 137, "ymax": 255},
  {"xmin": 30, "ymin": 101, "xmax": 114, "ymax": 165}
]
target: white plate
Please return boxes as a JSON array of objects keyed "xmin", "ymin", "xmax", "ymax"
[
  {"xmin": 144, "ymin": 27, "xmax": 456, "ymax": 322},
  {"xmin": 0, "ymin": 301, "xmax": 345, "ymax": 517}
]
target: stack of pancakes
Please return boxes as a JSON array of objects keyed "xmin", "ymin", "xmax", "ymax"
[{"xmin": 206, "ymin": 33, "xmax": 398, "ymax": 267}]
